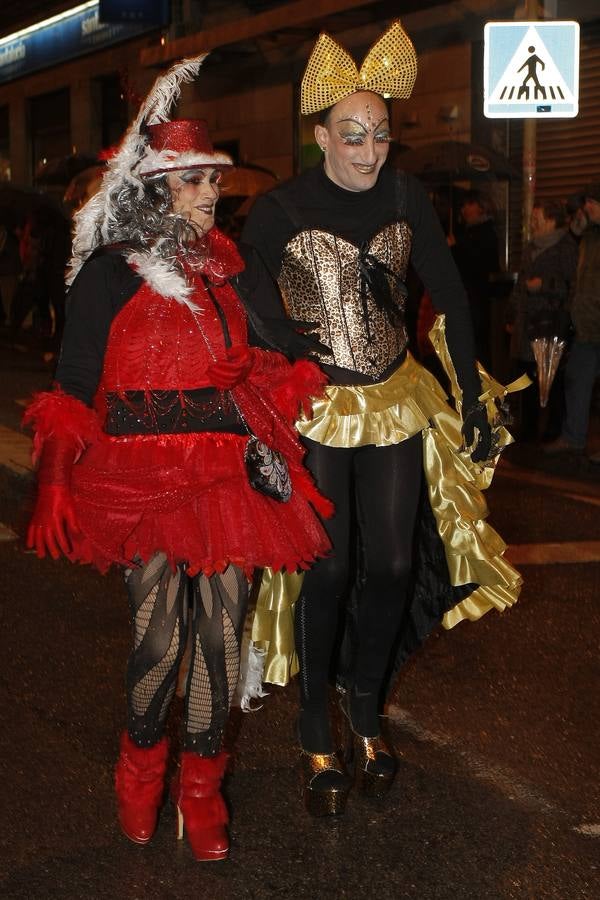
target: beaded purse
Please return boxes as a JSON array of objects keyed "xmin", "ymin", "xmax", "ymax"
[{"xmin": 243, "ymin": 435, "xmax": 292, "ymax": 503}]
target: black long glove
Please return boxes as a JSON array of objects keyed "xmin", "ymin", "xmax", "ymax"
[
  {"xmin": 442, "ymin": 302, "xmax": 492, "ymax": 463},
  {"xmin": 461, "ymin": 401, "xmax": 492, "ymax": 463},
  {"xmin": 232, "ymin": 248, "xmax": 332, "ymax": 360},
  {"xmin": 251, "ymin": 316, "xmax": 332, "ymax": 360}
]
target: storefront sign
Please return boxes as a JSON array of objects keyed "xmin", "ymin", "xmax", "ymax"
[
  {"xmin": 0, "ymin": 1, "xmax": 157, "ymax": 85},
  {"xmin": 99, "ymin": 0, "xmax": 170, "ymax": 27},
  {"xmin": 484, "ymin": 21, "xmax": 579, "ymax": 118}
]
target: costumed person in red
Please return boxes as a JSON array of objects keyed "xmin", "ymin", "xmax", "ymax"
[{"xmin": 24, "ymin": 55, "xmax": 331, "ymax": 861}]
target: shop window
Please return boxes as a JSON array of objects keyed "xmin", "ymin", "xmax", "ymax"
[
  {"xmin": 100, "ymin": 74, "xmax": 129, "ymax": 149},
  {"xmin": 30, "ymin": 88, "xmax": 71, "ymax": 179},
  {"xmin": 0, "ymin": 106, "xmax": 9, "ymax": 180}
]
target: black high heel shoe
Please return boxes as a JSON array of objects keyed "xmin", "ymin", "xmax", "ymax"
[{"xmin": 340, "ymin": 696, "xmax": 397, "ymax": 798}]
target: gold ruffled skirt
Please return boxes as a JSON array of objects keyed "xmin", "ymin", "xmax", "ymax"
[{"xmin": 249, "ymin": 317, "xmax": 528, "ymax": 688}]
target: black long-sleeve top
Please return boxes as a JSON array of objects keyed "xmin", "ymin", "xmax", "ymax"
[
  {"xmin": 55, "ymin": 250, "xmax": 143, "ymax": 406},
  {"xmin": 238, "ymin": 162, "xmax": 482, "ymax": 405}
]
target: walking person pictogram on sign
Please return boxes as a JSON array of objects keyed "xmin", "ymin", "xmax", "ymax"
[{"xmin": 517, "ymin": 46, "xmax": 547, "ymax": 99}]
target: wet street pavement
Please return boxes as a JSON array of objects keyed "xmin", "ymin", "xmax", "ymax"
[{"xmin": 0, "ymin": 340, "xmax": 598, "ymax": 900}]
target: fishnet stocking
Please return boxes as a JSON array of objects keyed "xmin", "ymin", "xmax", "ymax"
[
  {"xmin": 185, "ymin": 565, "xmax": 248, "ymax": 755},
  {"xmin": 186, "ymin": 633, "xmax": 212, "ymax": 734}
]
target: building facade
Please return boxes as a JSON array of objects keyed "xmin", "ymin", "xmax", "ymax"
[{"xmin": 1, "ymin": 1, "xmax": 599, "ymax": 248}]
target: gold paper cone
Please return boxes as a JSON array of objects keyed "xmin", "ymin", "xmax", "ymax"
[{"xmin": 530, "ymin": 336, "xmax": 566, "ymax": 408}]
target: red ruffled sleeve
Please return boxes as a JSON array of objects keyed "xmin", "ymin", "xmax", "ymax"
[{"xmin": 23, "ymin": 387, "xmax": 102, "ymax": 465}]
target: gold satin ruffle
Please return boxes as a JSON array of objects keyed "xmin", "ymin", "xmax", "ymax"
[
  {"xmin": 251, "ymin": 315, "xmax": 527, "ymax": 685},
  {"xmin": 251, "ymin": 569, "xmax": 303, "ymax": 686}
]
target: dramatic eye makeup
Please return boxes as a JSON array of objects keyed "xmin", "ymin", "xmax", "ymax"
[
  {"xmin": 335, "ymin": 116, "xmax": 391, "ymax": 145},
  {"xmin": 370, "ymin": 116, "xmax": 391, "ymax": 142},
  {"xmin": 339, "ymin": 130, "xmax": 366, "ymax": 145},
  {"xmin": 178, "ymin": 169, "xmax": 223, "ymax": 185}
]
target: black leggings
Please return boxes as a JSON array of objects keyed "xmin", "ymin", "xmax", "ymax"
[
  {"xmin": 125, "ymin": 555, "xmax": 248, "ymax": 756},
  {"xmin": 295, "ymin": 435, "xmax": 422, "ymax": 733}
]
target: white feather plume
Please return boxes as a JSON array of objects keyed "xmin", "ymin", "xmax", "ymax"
[
  {"xmin": 233, "ymin": 638, "xmax": 269, "ymax": 712},
  {"xmin": 136, "ymin": 54, "xmax": 208, "ymax": 127},
  {"xmin": 67, "ymin": 53, "xmax": 209, "ymax": 286}
]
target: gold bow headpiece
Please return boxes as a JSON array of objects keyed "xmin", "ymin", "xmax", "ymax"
[{"xmin": 300, "ymin": 21, "xmax": 417, "ymax": 116}]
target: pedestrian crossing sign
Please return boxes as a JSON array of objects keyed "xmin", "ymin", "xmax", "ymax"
[{"xmin": 484, "ymin": 21, "xmax": 579, "ymax": 118}]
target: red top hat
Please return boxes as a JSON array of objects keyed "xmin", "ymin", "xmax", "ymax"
[{"xmin": 139, "ymin": 119, "xmax": 233, "ymax": 176}]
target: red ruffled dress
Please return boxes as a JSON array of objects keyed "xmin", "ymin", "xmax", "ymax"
[{"xmin": 25, "ymin": 229, "xmax": 332, "ymax": 576}]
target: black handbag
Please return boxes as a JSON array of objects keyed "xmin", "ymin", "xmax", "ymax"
[{"xmin": 244, "ymin": 435, "xmax": 292, "ymax": 503}]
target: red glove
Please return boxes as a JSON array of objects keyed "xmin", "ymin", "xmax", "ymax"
[
  {"xmin": 27, "ymin": 485, "xmax": 81, "ymax": 560},
  {"xmin": 206, "ymin": 345, "xmax": 254, "ymax": 389},
  {"xmin": 26, "ymin": 437, "xmax": 81, "ymax": 560}
]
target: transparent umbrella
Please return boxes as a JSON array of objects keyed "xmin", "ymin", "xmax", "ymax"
[
  {"xmin": 395, "ymin": 140, "xmax": 520, "ymax": 183},
  {"xmin": 530, "ymin": 336, "xmax": 566, "ymax": 408}
]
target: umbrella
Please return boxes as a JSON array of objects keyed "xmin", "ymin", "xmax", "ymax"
[
  {"xmin": 395, "ymin": 140, "xmax": 520, "ymax": 236},
  {"xmin": 530, "ymin": 336, "xmax": 566, "ymax": 408},
  {"xmin": 35, "ymin": 154, "xmax": 99, "ymax": 186},
  {"xmin": 395, "ymin": 140, "xmax": 520, "ymax": 183},
  {"xmin": 63, "ymin": 164, "xmax": 106, "ymax": 212},
  {"xmin": 217, "ymin": 165, "xmax": 278, "ymax": 236},
  {"xmin": 219, "ymin": 165, "xmax": 277, "ymax": 198},
  {"xmin": 0, "ymin": 184, "xmax": 66, "ymax": 226}
]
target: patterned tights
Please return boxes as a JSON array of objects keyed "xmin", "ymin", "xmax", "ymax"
[{"xmin": 125, "ymin": 554, "xmax": 248, "ymax": 755}]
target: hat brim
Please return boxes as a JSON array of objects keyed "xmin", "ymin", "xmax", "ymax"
[
  {"xmin": 139, "ymin": 147, "xmax": 233, "ymax": 178},
  {"xmin": 141, "ymin": 161, "xmax": 234, "ymax": 178}
]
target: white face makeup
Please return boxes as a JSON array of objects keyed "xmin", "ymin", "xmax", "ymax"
[
  {"xmin": 315, "ymin": 91, "xmax": 391, "ymax": 192},
  {"xmin": 166, "ymin": 167, "xmax": 223, "ymax": 235}
]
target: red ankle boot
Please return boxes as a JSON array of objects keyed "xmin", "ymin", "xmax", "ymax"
[
  {"xmin": 171, "ymin": 751, "xmax": 229, "ymax": 861},
  {"xmin": 114, "ymin": 732, "xmax": 168, "ymax": 844}
]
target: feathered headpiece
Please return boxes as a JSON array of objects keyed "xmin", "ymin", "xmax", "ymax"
[
  {"xmin": 300, "ymin": 21, "xmax": 417, "ymax": 115},
  {"xmin": 68, "ymin": 54, "xmax": 229, "ymax": 299}
]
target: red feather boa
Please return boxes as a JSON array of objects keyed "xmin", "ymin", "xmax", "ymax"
[
  {"xmin": 23, "ymin": 387, "xmax": 102, "ymax": 464},
  {"xmin": 267, "ymin": 359, "xmax": 328, "ymax": 424}
]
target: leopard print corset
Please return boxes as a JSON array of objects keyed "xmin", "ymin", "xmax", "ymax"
[{"xmin": 277, "ymin": 221, "xmax": 412, "ymax": 378}]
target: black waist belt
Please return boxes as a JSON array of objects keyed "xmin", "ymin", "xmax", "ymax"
[{"xmin": 103, "ymin": 388, "xmax": 247, "ymax": 436}]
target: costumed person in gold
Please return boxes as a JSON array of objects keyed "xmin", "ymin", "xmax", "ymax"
[
  {"xmin": 237, "ymin": 22, "xmax": 523, "ymax": 816},
  {"xmin": 23, "ymin": 56, "xmax": 331, "ymax": 860}
]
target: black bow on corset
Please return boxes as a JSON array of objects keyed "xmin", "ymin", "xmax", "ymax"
[{"xmin": 357, "ymin": 244, "xmax": 408, "ymax": 343}]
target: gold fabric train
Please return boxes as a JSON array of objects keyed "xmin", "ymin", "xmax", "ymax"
[
  {"xmin": 250, "ymin": 316, "xmax": 529, "ymax": 687},
  {"xmin": 300, "ymin": 21, "xmax": 418, "ymax": 115}
]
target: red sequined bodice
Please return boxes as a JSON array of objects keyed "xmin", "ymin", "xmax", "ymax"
[
  {"xmin": 98, "ymin": 277, "xmax": 246, "ymax": 394},
  {"xmin": 97, "ymin": 228, "xmax": 246, "ymax": 396}
]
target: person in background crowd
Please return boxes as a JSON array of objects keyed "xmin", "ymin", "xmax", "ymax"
[
  {"xmin": 566, "ymin": 191, "xmax": 588, "ymax": 238},
  {"xmin": 0, "ymin": 208, "xmax": 21, "ymax": 326},
  {"xmin": 449, "ymin": 190, "xmax": 500, "ymax": 371},
  {"xmin": 23, "ymin": 55, "xmax": 330, "ymax": 862},
  {"xmin": 545, "ymin": 181, "xmax": 600, "ymax": 461},
  {"xmin": 506, "ymin": 199, "xmax": 578, "ymax": 441},
  {"xmin": 237, "ymin": 22, "xmax": 521, "ymax": 818},
  {"xmin": 10, "ymin": 206, "xmax": 70, "ymax": 346}
]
